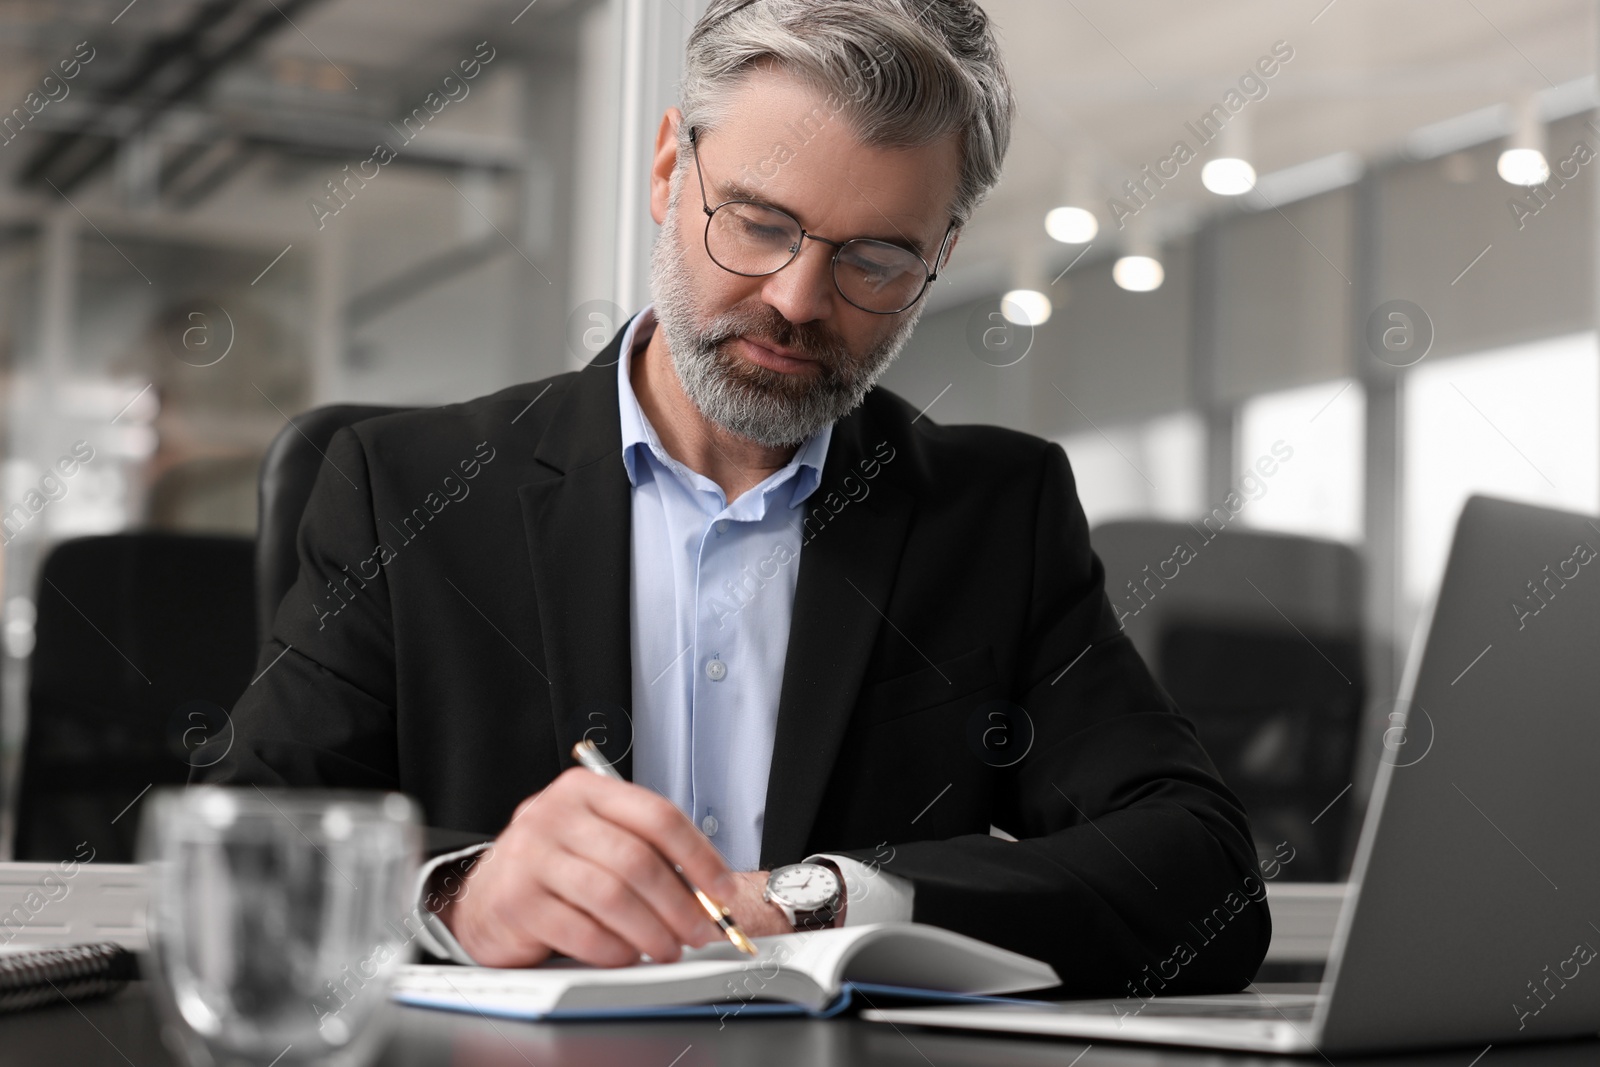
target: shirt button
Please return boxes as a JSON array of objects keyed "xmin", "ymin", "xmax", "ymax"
[
  {"xmin": 705, "ymin": 658, "xmax": 727, "ymax": 681},
  {"xmin": 715, "ymin": 519, "xmax": 730, "ymax": 534},
  {"xmin": 702, "ymin": 815, "xmax": 719, "ymax": 836}
]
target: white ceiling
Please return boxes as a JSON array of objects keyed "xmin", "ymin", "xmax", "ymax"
[
  {"xmin": 962, "ymin": 0, "xmax": 1594, "ymax": 266},
  {"xmin": 0, "ymin": 0, "xmax": 1591, "ymax": 297}
]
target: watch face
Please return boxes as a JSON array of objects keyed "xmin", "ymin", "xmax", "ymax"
[{"xmin": 769, "ymin": 864, "xmax": 840, "ymax": 910}]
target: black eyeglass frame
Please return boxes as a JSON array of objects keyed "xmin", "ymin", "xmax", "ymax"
[{"xmin": 687, "ymin": 125, "xmax": 958, "ymax": 316}]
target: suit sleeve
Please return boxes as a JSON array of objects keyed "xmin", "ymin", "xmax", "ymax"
[
  {"xmin": 828, "ymin": 442, "xmax": 1271, "ymax": 996},
  {"xmin": 194, "ymin": 426, "xmax": 402, "ymax": 790}
]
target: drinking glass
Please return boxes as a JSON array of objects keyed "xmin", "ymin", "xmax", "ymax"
[{"xmin": 140, "ymin": 787, "xmax": 422, "ymax": 1067}]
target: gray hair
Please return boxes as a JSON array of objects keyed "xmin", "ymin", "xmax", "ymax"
[{"xmin": 679, "ymin": 0, "xmax": 1015, "ymax": 230}]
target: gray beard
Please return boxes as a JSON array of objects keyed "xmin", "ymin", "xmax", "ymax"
[{"xmin": 646, "ymin": 174, "xmax": 926, "ymax": 449}]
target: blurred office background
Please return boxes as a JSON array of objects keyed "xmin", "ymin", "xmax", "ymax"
[{"xmin": 0, "ymin": 0, "xmax": 1594, "ymax": 886}]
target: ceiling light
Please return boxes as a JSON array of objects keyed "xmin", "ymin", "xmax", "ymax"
[
  {"xmin": 1113, "ymin": 255, "xmax": 1164, "ymax": 292},
  {"xmin": 1202, "ymin": 114, "xmax": 1256, "ymax": 196},
  {"xmin": 1201, "ymin": 157, "xmax": 1257, "ymax": 195},
  {"xmin": 1046, "ymin": 206, "xmax": 1098, "ymax": 244},
  {"xmin": 1498, "ymin": 93, "xmax": 1549, "ymax": 186},
  {"xmin": 1001, "ymin": 289, "xmax": 1052, "ymax": 326},
  {"xmin": 1497, "ymin": 148, "xmax": 1549, "ymax": 186}
]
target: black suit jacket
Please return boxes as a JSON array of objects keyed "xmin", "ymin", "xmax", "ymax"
[{"xmin": 203, "ymin": 316, "xmax": 1270, "ymax": 993}]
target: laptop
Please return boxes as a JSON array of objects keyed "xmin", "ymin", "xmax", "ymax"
[{"xmin": 865, "ymin": 495, "xmax": 1600, "ymax": 1054}]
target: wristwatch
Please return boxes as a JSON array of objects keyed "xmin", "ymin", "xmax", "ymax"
[{"xmin": 763, "ymin": 862, "xmax": 843, "ymax": 931}]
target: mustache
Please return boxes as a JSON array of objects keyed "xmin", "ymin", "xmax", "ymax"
[{"xmin": 704, "ymin": 312, "xmax": 848, "ymax": 368}]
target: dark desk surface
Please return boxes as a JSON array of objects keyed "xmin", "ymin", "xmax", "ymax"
[{"xmin": 5, "ymin": 985, "xmax": 1600, "ymax": 1067}]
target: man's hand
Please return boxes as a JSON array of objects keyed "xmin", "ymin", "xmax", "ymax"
[{"xmin": 434, "ymin": 767, "xmax": 738, "ymax": 968}]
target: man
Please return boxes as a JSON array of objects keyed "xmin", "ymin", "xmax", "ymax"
[{"xmin": 204, "ymin": 0, "xmax": 1270, "ymax": 993}]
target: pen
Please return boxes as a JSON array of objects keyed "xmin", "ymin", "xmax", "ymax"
[{"xmin": 570, "ymin": 739, "xmax": 759, "ymax": 956}]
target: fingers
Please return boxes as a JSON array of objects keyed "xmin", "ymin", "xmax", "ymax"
[
  {"xmin": 448, "ymin": 769, "xmax": 737, "ymax": 969},
  {"xmin": 455, "ymin": 851, "xmax": 651, "ymax": 969},
  {"xmin": 558, "ymin": 817, "xmax": 718, "ymax": 951},
  {"xmin": 516, "ymin": 892, "xmax": 641, "ymax": 969},
  {"xmin": 543, "ymin": 851, "xmax": 689, "ymax": 964},
  {"xmin": 578, "ymin": 775, "xmax": 736, "ymax": 901}
]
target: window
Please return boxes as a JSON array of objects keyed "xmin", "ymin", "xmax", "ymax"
[
  {"xmin": 1236, "ymin": 378, "xmax": 1365, "ymax": 543},
  {"xmin": 1402, "ymin": 332, "xmax": 1600, "ymax": 613},
  {"xmin": 1059, "ymin": 411, "xmax": 1205, "ymax": 530}
]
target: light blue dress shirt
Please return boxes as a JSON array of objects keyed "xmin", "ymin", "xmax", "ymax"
[{"xmin": 616, "ymin": 304, "xmax": 832, "ymax": 873}]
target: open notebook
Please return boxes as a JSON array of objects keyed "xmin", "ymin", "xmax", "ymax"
[{"xmin": 391, "ymin": 922, "xmax": 1059, "ymax": 1020}]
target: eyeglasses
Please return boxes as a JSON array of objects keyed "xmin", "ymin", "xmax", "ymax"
[{"xmin": 687, "ymin": 125, "xmax": 957, "ymax": 315}]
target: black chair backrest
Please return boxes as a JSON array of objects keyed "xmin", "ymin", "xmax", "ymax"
[
  {"xmin": 1159, "ymin": 617, "xmax": 1365, "ymax": 881},
  {"xmin": 17, "ymin": 533, "xmax": 256, "ymax": 862},
  {"xmin": 1091, "ymin": 519, "xmax": 1367, "ymax": 880},
  {"xmin": 256, "ymin": 404, "xmax": 412, "ymax": 642}
]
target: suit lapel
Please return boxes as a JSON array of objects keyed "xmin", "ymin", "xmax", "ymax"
[
  {"xmin": 519, "ymin": 328, "xmax": 637, "ymax": 780},
  {"xmin": 760, "ymin": 414, "xmax": 915, "ymax": 866}
]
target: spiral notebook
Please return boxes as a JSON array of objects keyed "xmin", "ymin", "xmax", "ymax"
[
  {"xmin": 0, "ymin": 861, "xmax": 146, "ymax": 1013},
  {"xmin": 0, "ymin": 942, "xmax": 137, "ymax": 1013}
]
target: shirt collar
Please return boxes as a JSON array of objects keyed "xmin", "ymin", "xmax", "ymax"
[{"xmin": 616, "ymin": 303, "xmax": 832, "ymax": 510}]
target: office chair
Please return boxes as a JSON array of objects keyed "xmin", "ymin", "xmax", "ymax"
[
  {"xmin": 15, "ymin": 533, "xmax": 257, "ymax": 862},
  {"xmin": 255, "ymin": 404, "xmax": 413, "ymax": 643},
  {"xmin": 1090, "ymin": 519, "xmax": 1366, "ymax": 882}
]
